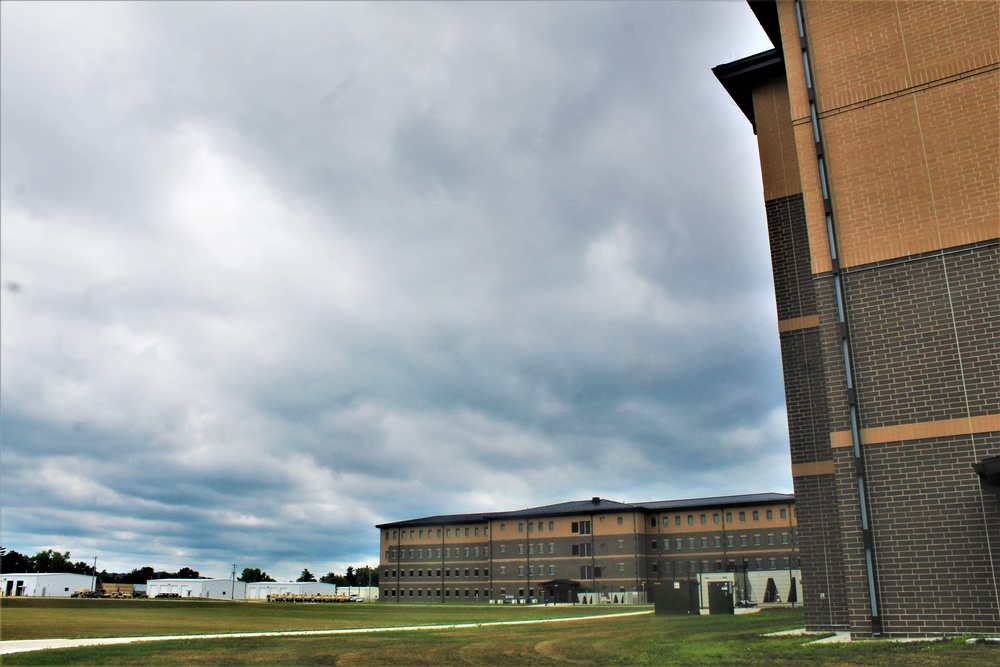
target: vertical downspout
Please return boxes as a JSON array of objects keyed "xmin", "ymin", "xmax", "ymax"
[
  {"xmin": 590, "ymin": 512, "xmax": 597, "ymax": 601},
  {"xmin": 525, "ymin": 523, "xmax": 531, "ymax": 600},
  {"xmin": 632, "ymin": 511, "xmax": 640, "ymax": 598},
  {"xmin": 720, "ymin": 506, "xmax": 729, "ymax": 567},
  {"xmin": 793, "ymin": 0, "xmax": 882, "ymax": 636},
  {"xmin": 488, "ymin": 519, "xmax": 494, "ymax": 603},
  {"xmin": 395, "ymin": 529, "xmax": 401, "ymax": 603},
  {"xmin": 441, "ymin": 524, "xmax": 446, "ymax": 604}
]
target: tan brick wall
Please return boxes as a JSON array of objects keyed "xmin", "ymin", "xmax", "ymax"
[
  {"xmin": 753, "ymin": 78, "xmax": 803, "ymax": 201},
  {"xmin": 776, "ymin": 0, "xmax": 1000, "ymax": 270},
  {"xmin": 822, "ymin": 72, "xmax": 999, "ymax": 267},
  {"xmin": 803, "ymin": 0, "xmax": 999, "ymax": 115}
]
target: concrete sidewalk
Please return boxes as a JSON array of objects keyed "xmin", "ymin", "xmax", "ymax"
[{"xmin": 1, "ymin": 610, "xmax": 652, "ymax": 655}]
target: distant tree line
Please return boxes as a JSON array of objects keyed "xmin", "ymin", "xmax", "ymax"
[
  {"xmin": 2, "ymin": 548, "xmax": 378, "ymax": 587},
  {"xmin": 1, "ymin": 548, "xmax": 200, "ymax": 583},
  {"xmin": 319, "ymin": 565, "xmax": 378, "ymax": 586}
]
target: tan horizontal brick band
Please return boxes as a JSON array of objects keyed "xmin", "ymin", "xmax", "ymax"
[
  {"xmin": 830, "ymin": 414, "xmax": 1000, "ymax": 448},
  {"xmin": 791, "ymin": 461, "xmax": 835, "ymax": 478},
  {"xmin": 777, "ymin": 315, "xmax": 820, "ymax": 333}
]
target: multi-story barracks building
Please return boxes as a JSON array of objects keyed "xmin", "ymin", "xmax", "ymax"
[
  {"xmin": 377, "ymin": 493, "xmax": 799, "ymax": 605},
  {"xmin": 714, "ymin": 0, "xmax": 999, "ymax": 638}
]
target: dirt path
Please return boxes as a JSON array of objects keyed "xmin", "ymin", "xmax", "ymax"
[{"xmin": 0, "ymin": 610, "xmax": 652, "ymax": 655}]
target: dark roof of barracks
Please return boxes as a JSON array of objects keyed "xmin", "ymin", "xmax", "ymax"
[
  {"xmin": 638, "ymin": 492, "xmax": 794, "ymax": 511},
  {"xmin": 376, "ymin": 493, "xmax": 794, "ymax": 529},
  {"xmin": 711, "ymin": 0, "xmax": 785, "ymax": 134}
]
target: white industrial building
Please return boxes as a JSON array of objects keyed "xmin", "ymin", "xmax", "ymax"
[
  {"xmin": 146, "ymin": 578, "xmax": 246, "ymax": 600},
  {"xmin": 245, "ymin": 581, "xmax": 338, "ymax": 599},
  {"xmin": 1, "ymin": 573, "xmax": 94, "ymax": 597}
]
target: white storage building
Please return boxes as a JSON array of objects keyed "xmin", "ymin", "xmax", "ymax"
[
  {"xmin": 245, "ymin": 581, "xmax": 338, "ymax": 600},
  {"xmin": 1, "ymin": 573, "xmax": 94, "ymax": 597},
  {"xmin": 146, "ymin": 578, "xmax": 246, "ymax": 600}
]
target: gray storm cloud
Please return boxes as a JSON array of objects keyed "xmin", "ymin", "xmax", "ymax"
[{"xmin": 0, "ymin": 1, "xmax": 781, "ymax": 579}]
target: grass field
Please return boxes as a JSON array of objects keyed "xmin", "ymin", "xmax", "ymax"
[{"xmin": 2, "ymin": 599, "xmax": 998, "ymax": 666}]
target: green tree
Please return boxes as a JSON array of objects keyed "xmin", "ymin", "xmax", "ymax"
[
  {"xmin": 297, "ymin": 568, "xmax": 317, "ymax": 582},
  {"xmin": 30, "ymin": 549, "xmax": 74, "ymax": 573},
  {"xmin": 1, "ymin": 548, "xmax": 31, "ymax": 573},
  {"xmin": 356, "ymin": 565, "xmax": 379, "ymax": 586},
  {"xmin": 345, "ymin": 566, "xmax": 357, "ymax": 586},
  {"xmin": 70, "ymin": 560, "xmax": 94, "ymax": 576},
  {"xmin": 239, "ymin": 567, "xmax": 275, "ymax": 583},
  {"xmin": 174, "ymin": 567, "xmax": 201, "ymax": 579},
  {"xmin": 320, "ymin": 571, "xmax": 347, "ymax": 586},
  {"xmin": 120, "ymin": 567, "xmax": 156, "ymax": 584}
]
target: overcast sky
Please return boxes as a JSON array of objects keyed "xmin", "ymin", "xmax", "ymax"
[{"xmin": 1, "ymin": 1, "xmax": 780, "ymax": 581}]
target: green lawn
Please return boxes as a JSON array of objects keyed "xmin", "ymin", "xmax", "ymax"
[
  {"xmin": 1, "ymin": 598, "xmax": 623, "ymax": 640},
  {"xmin": 2, "ymin": 599, "xmax": 997, "ymax": 666}
]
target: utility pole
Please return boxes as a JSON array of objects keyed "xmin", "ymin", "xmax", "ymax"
[
  {"xmin": 231, "ymin": 564, "xmax": 237, "ymax": 601},
  {"xmin": 91, "ymin": 556, "xmax": 98, "ymax": 593}
]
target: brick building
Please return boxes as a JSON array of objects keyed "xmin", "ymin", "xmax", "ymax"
[
  {"xmin": 714, "ymin": 0, "xmax": 999, "ymax": 637},
  {"xmin": 377, "ymin": 493, "xmax": 798, "ymax": 605}
]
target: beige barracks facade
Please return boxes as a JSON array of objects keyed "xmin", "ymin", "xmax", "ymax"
[{"xmin": 377, "ymin": 493, "xmax": 798, "ymax": 604}]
